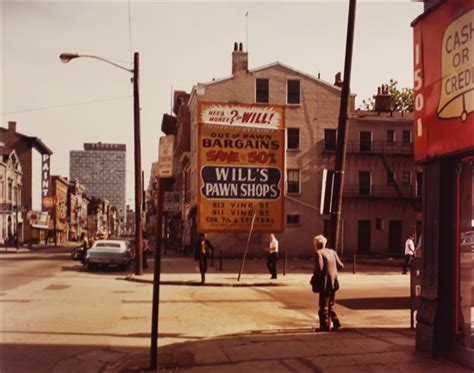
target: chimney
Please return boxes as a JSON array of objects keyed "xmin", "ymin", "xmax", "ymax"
[
  {"xmin": 334, "ymin": 72, "xmax": 343, "ymax": 88},
  {"xmin": 232, "ymin": 41, "xmax": 248, "ymax": 75},
  {"xmin": 374, "ymin": 85, "xmax": 393, "ymax": 112},
  {"xmin": 8, "ymin": 121, "xmax": 17, "ymax": 133}
]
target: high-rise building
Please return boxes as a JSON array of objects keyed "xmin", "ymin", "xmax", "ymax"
[{"xmin": 69, "ymin": 142, "xmax": 126, "ymax": 219}]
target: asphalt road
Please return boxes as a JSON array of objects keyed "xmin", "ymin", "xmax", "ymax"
[{"xmin": 0, "ymin": 248, "xmax": 415, "ymax": 372}]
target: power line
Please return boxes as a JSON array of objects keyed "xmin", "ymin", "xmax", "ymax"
[{"xmin": 1, "ymin": 96, "xmax": 132, "ymax": 115}]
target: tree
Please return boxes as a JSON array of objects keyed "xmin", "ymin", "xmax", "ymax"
[{"xmin": 360, "ymin": 79, "xmax": 413, "ymax": 112}]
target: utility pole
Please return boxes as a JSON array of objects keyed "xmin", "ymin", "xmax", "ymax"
[
  {"xmin": 329, "ymin": 0, "xmax": 356, "ymax": 252},
  {"xmin": 150, "ymin": 178, "xmax": 164, "ymax": 369},
  {"xmin": 133, "ymin": 51, "xmax": 144, "ymax": 275}
]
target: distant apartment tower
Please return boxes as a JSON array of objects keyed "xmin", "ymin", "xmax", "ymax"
[{"xmin": 69, "ymin": 142, "xmax": 126, "ymax": 219}]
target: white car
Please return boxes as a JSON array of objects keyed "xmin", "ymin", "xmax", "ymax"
[{"xmin": 85, "ymin": 240, "xmax": 135, "ymax": 270}]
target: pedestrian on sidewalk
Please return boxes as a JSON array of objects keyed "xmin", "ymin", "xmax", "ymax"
[
  {"xmin": 402, "ymin": 233, "xmax": 415, "ymax": 274},
  {"xmin": 80, "ymin": 233, "xmax": 90, "ymax": 264},
  {"xmin": 265, "ymin": 233, "xmax": 279, "ymax": 279},
  {"xmin": 194, "ymin": 233, "xmax": 214, "ymax": 284},
  {"xmin": 312, "ymin": 234, "xmax": 344, "ymax": 332}
]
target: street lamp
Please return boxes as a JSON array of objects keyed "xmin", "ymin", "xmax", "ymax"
[{"xmin": 59, "ymin": 52, "xmax": 144, "ymax": 275}]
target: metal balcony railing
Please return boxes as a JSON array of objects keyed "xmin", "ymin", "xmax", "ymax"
[
  {"xmin": 321, "ymin": 140, "xmax": 413, "ymax": 155},
  {"xmin": 346, "ymin": 141, "xmax": 414, "ymax": 155},
  {"xmin": 343, "ymin": 184, "xmax": 420, "ymax": 199}
]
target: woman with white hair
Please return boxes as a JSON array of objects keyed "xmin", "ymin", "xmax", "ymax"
[{"xmin": 312, "ymin": 234, "xmax": 344, "ymax": 332}]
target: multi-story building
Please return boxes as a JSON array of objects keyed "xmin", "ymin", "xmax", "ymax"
[
  {"xmin": 0, "ymin": 146, "xmax": 22, "ymax": 245},
  {"xmin": 321, "ymin": 93, "xmax": 421, "ymax": 254},
  {"xmin": 165, "ymin": 43, "xmax": 419, "ymax": 257},
  {"xmin": 0, "ymin": 121, "xmax": 53, "ymax": 243},
  {"xmin": 69, "ymin": 142, "xmax": 126, "ymax": 221},
  {"xmin": 50, "ymin": 175, "xmax": 69, "ymax": 245},
  {"xmin": 67, "ymin": 180, "xmax": 88, "ymax": 241}
]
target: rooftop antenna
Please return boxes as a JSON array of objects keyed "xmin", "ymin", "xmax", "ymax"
[
  {"xmin": 170, "ymin": 85, "xmax": 173, "ymax": 115},
  {"xmin": 245, "ymin": 12, "xmax": 249, "ymax": 51}
]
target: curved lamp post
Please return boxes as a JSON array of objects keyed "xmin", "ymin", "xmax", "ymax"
[{"xmin": 59, "ymin": 52, "xmax": 144, "ymax": 275}]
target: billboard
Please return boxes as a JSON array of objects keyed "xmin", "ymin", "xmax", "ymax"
[
  {"xmin": 412, "ymin": 3, "xmax": 474, "ymax": 161},
  {"xmin": 197, "ymin": 102, "xmax": 285, "ymax": 233}
]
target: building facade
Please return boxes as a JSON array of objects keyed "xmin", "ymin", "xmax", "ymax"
[
  {"xmin": 69, "ymin": 142, "xmax": 126, "ymax": 220},
  {"xmin": 0, "ymin": 147, "xmax": 23, "ymax": 245},
  {"xmin": 0, "ymin": 121, "xmax": 53, "ymax": 243},
  {"xmin": 164, "ymin": 43, "xmax": 419, "ymax": 257},
  {"xmin": 412, "ymin": 0, "xmax": 473, "ymax": 368}
]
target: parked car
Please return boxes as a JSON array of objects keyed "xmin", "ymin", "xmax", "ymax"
[{"xmin": 85, "ymin": 240, "xmax": 135, "ymax": 270}]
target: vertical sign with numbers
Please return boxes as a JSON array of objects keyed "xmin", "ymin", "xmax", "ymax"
[
  {"xmin": 197, "ymin": 102, "xmax": 285, "ymax": 233},
  {"xmin": 412, "ymin": 4, "xmax": 474, "ymax": 162}
]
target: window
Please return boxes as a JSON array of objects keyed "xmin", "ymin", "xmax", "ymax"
[
  {"xmin": 287, "ymin": 169, "xmax": 300, "ymax": 194},
  {"xmin": 387, "ymin": 171, "xmax": 395, "ymax": 184},
  {"xmin": 402, "ymin": 130, "xmax": 412, "ymax": 143},
  {"xmin": 256, "ymin": 78, "xmax": 269, "ymax": 103},
  {"xmin": 287, "ymin": 80, "xmax": 300, "ymax": 104},
  {"xmin": 286, "ymin": 214, "xmax": 300, "ymax": 225},
  {"xmin": 387, "ymin": 130, "xmax": 395, "ymax": 143},
  {"xmin": 287, "ymin": 128, "xmax": 300, "ymax": 150},
  {"xmin": 403, "ymin": 171, "xmax": 411, "ymax": 184},
  {"xmin": 324, "ymin": 129, "xmax": 337, "ymax": 151},
  {"xmin": 360, "ymin": 131, "xmax": 372, "ymax": 152}
]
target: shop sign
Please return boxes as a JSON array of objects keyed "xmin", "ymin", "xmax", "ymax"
[
  {"xmin": 41, "ymin": 153, "xmax": 51, "ymax": 210},
  {"xmin": 157, "ymin": 135, "xmax": 174, "ymax": 178},
  {"xmin": 412, "ymin": 4, "xmax": 474, "ymax": 161},
  {"xmin": 198, "ymin": 102, "xmax": 285, "ymax": 233}
]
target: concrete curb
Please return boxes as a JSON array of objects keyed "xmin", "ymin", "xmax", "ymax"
[{"xmin": 123, "ymin": 274, "xmax": 287, "ymax": 287}]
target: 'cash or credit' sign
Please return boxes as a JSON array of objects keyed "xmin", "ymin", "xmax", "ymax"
[{"xmin": 198, "ymin": 102, "xmax": 285, "ymax": 233}]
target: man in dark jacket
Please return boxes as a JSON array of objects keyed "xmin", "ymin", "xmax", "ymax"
[
  {"xmin": 194, "ymin": 233, "xmax": 214, "ymax": 284},
  {"xmin": 313, "ymin": 234, "xmax": 344, "ymax": 332}
]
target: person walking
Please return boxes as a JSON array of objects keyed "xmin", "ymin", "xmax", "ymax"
[
  {"xmin": 265, "ymin": 233, "xmax": 279, "ymax": 279},
  {"xmin": 402, "ymin": 233, "xmax": 415, "ymax": 274},
  {"xmin": 194, "ymin": 233, "xmax": 214, "ymax": 284},
  {"xmin": 312, "ymin": 234, "xmax": 344, "ymax": 332},
  {"xmin": 79, "ymin": 233, "xmax": 89, "ymax": 264}
]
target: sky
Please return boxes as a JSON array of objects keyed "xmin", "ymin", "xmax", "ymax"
[{"xmin": 1, "ymin": 0, "xmax": 424, "ymax": 205}]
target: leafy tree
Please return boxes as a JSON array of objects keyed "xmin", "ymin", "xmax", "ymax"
[{"xmin": 360, "ymin": 79, "xmax": 413, "ymax": 112}]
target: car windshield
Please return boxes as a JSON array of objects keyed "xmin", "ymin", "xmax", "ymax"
[{"xmin": 95, "ymin": 242, "xmax": 122, "ymax": 248}]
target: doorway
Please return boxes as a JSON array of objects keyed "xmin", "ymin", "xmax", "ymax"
[
  {"xmin": 357, "ymin": 220, "xmax": 371, "ymax": 254},
  {"xmin": 388, "ymin": 220, "xmax": 402, "ymax": 254}
]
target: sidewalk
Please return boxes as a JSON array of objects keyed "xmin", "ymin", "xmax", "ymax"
[{"xmin": 115, "ymin": 255, "xmax": 470, "ymax": 372}]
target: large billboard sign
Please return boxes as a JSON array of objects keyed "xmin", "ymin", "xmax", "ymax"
[
  {"xmin": 198, "ymin": 102, "xmax": 285, "ymax": 233},
  {"xmin": 412, "ymin": 3, "xmax": 473, "ymax": 161}
]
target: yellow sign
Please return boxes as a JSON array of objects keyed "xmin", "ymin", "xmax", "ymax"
[
  {"xmin": 438, "ymin": 9, "xmax": 474, "ymax": 122},
  {"xmin": 198, "ymin": 102, "xmax": 285, "ymax": 233}
]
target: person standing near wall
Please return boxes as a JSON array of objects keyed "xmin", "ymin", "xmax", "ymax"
[
  {"xmin": 265, "ymin": 233, "xmax": 279, "ymax": 279},
  {"xmin": 402, "ymin": 233, "xmax": 415, "ymax": 274}
]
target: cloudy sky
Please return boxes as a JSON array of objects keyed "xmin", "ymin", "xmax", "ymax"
[{"xmin": 1, "ymin": 0, "xmax": 423, "ymax": 204}]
